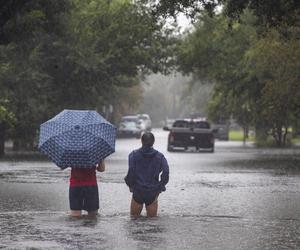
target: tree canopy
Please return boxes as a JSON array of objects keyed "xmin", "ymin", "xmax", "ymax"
[
  {"xmin": 152, "ymin": 0, "xmax": 300, "ymax": 27},
  {"xmin": 175, "ymin": 10, "xmax": 300, "ymax": 146},
  {"xmin": 0, "ymin": 0, "xmax": 174, "ymax": 154},
  {"xmin": 0, "ymin": 0, "xmax": 299, "ymax": 154}
]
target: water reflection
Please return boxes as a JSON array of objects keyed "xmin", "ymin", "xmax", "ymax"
[
  {"xmin": 222, "ymin": 155, "xmax": 300, "ymax": 173},
  {"xmin": 126, "ymin": 216, "xmax": 166, "ymax": 249},
  {"xmin": 65, "ymin": 214, "xmax": 99, "ymax": 228},
  {"xmin": 1, "ymin": 136, "xmax": 300, "ymax": 249},
  {"xmin": 2, "ymin": 211, "xmax": 300, "ymax": 249},
  {"xmin": 4, "ymin": 212, "xmax": 113, "ymax": 249}
]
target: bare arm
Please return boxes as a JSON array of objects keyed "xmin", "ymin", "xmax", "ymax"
[
  {"xmin": 96, "ymin": 160, "xmax": 105, "ymax": 172},
  {"xmin": 124, "ymin": 153, "xmax": 136, "ymax": 191},
  {"xmin": 160, "ymin": 155, "xmax": 169, "ymax": 191}
]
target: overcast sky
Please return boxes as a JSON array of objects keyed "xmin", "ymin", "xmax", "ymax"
[
  {"xmin": 177, "ymin": 13, "xmax": 192, "ymax": 29},
  {"xmin": 165, "ymin": 12, "xmax": 193, "ymax": 34}
]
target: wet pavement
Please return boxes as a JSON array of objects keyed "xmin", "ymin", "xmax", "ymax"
[{"xmin": 1, "ymin": 129, "xmax": 300, "ymax": 249}]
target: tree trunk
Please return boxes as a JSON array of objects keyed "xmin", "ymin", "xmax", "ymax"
[
  {"xmin": 242, "ymin": 126, "xmax": 248, "ymax": 146},
  {"xmin": 0, "ymin": 123, "xmax": 6, "ymax": 157},
  {"xmin": 282, "ymin": 126, "xmax": 288, "ymax": 146},
  {"xmin": 272, "ymin": 125, "xmax": 283, "ymax": 147},
  {"xmin": 13, "ymin": 136, "xmax": 35, "ymax": 151},
  {"xmin": 255, "ymin": 125, "xmax": 268, "ymax": 144}
]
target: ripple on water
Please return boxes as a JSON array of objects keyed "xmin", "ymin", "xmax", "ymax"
[{"xmin": 1, "ymin": 211, "xmax": 300, "ymax": 249}]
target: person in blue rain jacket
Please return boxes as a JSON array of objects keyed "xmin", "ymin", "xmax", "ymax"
[{"xmin": 125, "ymin": 132, "xmax": 169, "ymax": 217}]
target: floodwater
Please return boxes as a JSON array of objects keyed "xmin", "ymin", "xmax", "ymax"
[{"xmin": 1, "ymin": 129, "xmax": 300, "ymax": 249}]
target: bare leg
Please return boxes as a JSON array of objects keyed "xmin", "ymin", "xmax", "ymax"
[
  {"xmin": 130, "ymin": 197, "xmax": 143, "ymax": 217},
  {"xmin": 146, "ymin": 197, "xmax": 158, "ymax": 217},
  {"xmin": 88, "ymin": 210, "xmax": 98, "ymax": 217},
  {"xmin": 70, "ymin": 210, "xmax": 82, "ymax": 217}
]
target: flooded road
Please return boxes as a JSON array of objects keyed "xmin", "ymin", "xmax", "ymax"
[{"xmin": 1, "ymin": 129, "xmax": 300, "ymax": 249}]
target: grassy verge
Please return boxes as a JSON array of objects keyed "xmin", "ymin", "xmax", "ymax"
[
  {"xmin": 292, "ymin": 137, "xmax": 300, "ymax": 145},
  {"xmin": 229, "ymin": 130, "xmax": 243, "ymax": 141},
  {"xmin": 229, "ymin": 129, "xmax": 300, "ymax": 146},
  {"xmin": 229, "ymin": 129, "xmax": 255, "ymax": 141}
]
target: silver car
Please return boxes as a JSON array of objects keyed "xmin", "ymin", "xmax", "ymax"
[
  {"xmin": 118, "ymin": 116, "xmax": 142, "ymax": 138},
  {"xmin": 137, "ymin": 114, "xmax": 152, "ymax": 132}
]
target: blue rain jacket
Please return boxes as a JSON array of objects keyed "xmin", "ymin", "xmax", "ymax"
[{"xmin": 124, "ymin": 146, "xmax": 169, "ymax": 193}]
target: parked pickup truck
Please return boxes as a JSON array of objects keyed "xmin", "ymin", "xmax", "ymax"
[{"xmin": 166, "ymin": 119, "xmax": 215, "ymax": 152}]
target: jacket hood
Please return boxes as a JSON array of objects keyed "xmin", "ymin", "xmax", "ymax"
[{"xmin": 139, "ymin": 146, "xmax": 158, "ymax": 158}]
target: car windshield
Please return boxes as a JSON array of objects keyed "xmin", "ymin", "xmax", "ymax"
[
  {"xmin": 138, "ymin": 115, "xmax": 149, "ymax": 120},
  {"xmin": 126, "ymin": 122, "xmax": 137, "ymax": 128},
  {"xmin": 173, "ymin": 121, "xmax": 189, "ymax": 128},
  {"xmin": 173, "ymin": 120, "xmax": 210, "ymax": 129},
  {"xmin": 120, "ymin": 121, "xmax": 137, "ymax": 128},
  {"xmin": 194, "ymin": 121, "xmax": 210, "ymax": 129},
  {"xmin": 121, "ymin": 118, "xmax": 137, "ymax": 123}
]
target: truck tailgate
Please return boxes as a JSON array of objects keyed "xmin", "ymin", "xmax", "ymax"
[{"xmin": 170, "ymin": 128, "xmax": 214, "ymax": 147}]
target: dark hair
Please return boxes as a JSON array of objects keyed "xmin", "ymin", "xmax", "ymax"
[{"xmin": 141, "ymin": 132, "xmax": 155, "ymax": 147}]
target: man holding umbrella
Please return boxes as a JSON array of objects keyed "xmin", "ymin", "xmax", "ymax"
[
  {"xmin": 38, "ymin": 109, "xmax": 116, "ymax": 217},
  {"xmin": 69, "ymin": 160, "xmax": 105, "ymax": 217}
]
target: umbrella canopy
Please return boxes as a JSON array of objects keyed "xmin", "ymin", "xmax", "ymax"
[{"xmin": 38, "ymin": 109, "xmax": 116, "ymax": 169}]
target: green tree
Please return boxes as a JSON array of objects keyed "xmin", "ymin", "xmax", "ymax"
[
  {"xmin": 177, "ymin": 13, "xmax": 256, "ymax": 134},
  {"xmin": 66, "ymin": 0, "xmax": 173, "ymax": 107},
  {"xmin": 0, "ymin": 0, "xmax": 70, "ymax": 150},
  {"xmin": 151, "ymin": 0, "xmax": 299, "ymax": 27},
  {"xmin": 176, "ymin": 11, "xmax": 300, "ymax": 146},
  {"xmin": 0, "ymin": 100, "xmax": 15, "ymax": 156},
  {"xmin": 245, "ymin": 27, "xmax": 300, "ymax": 146},
  {"xmin": 0, "ymin": 0, "xmax": 174, "ymax": 153}
]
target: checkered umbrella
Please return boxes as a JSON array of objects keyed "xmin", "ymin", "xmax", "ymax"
[{"xmin": 38, "ymin": 109, "xmax": 116, "ymax": 169}]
